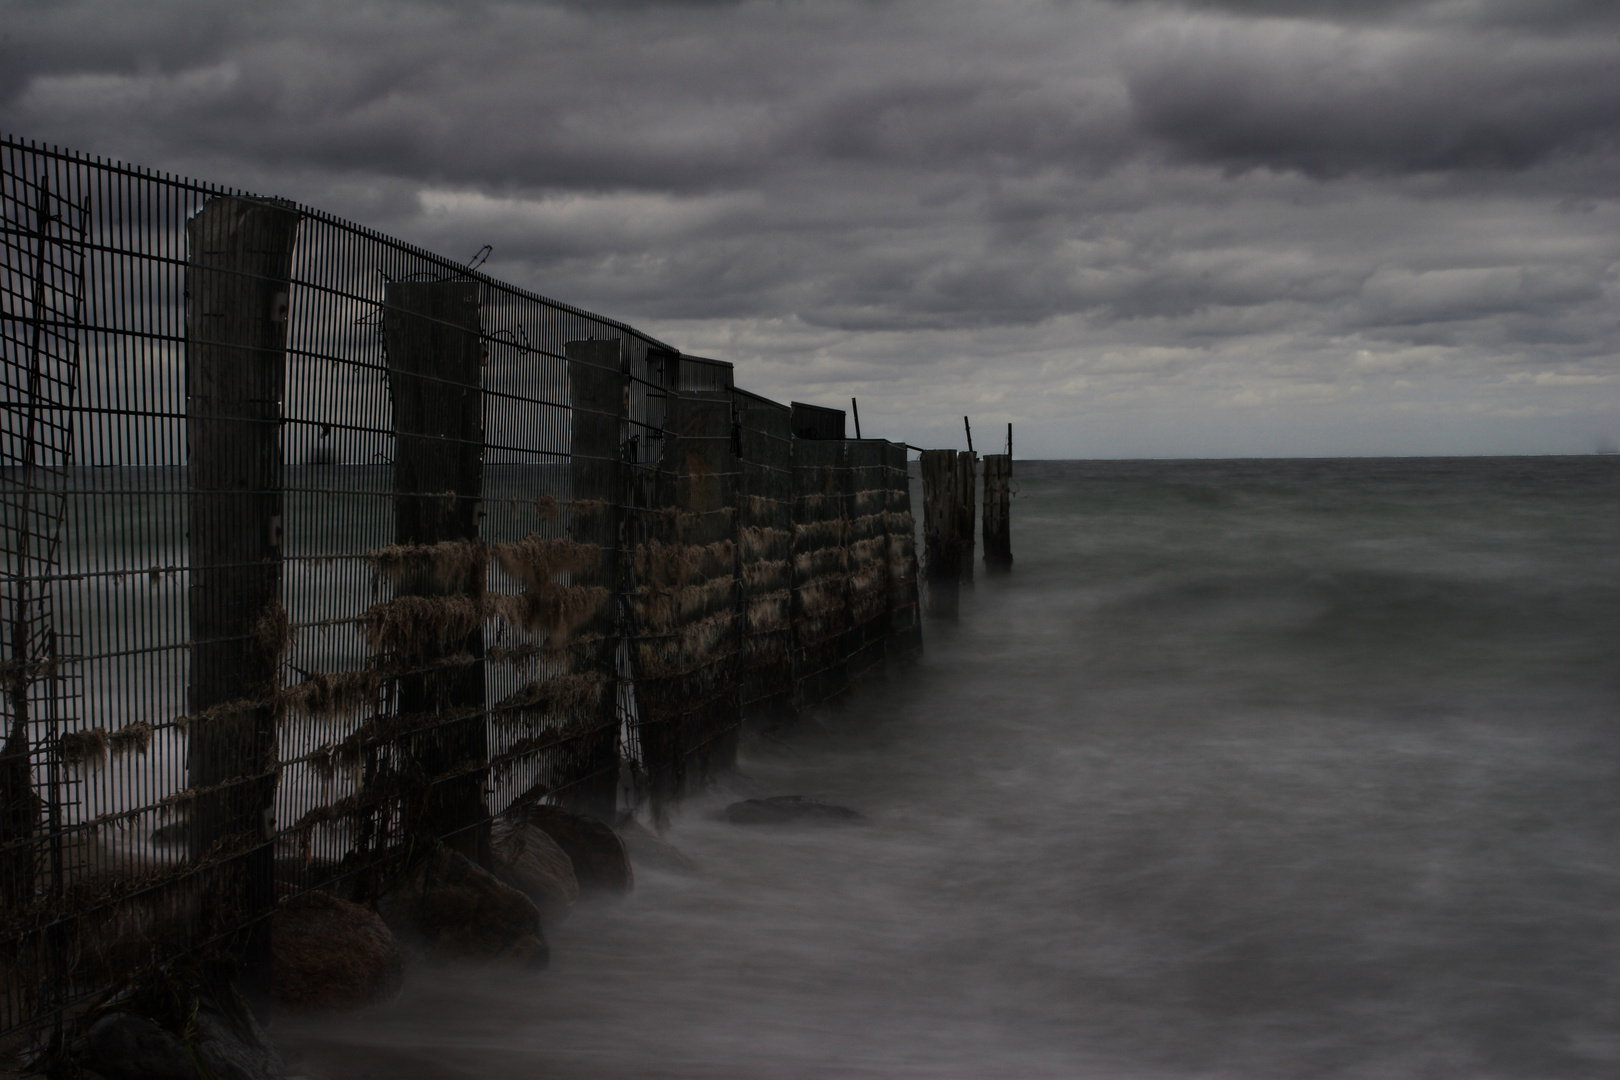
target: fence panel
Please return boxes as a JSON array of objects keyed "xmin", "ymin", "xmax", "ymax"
[
  {"xmin": 884, "ymin": 442, "xmax": 922, "ymax": 655},
  {"xmin": 632, "ymin": 388, "xmax": 740, "ymax": 811},
  {"xmin": 0, "ymin": 137, "xmax": 664, "ymax": 1034},
  {"xmin": 790, "ymin": 439, "xmax": 849, "ymax": 708},
  {"xmin": 735, "ymin": 392, "xmax": 793, "ymax": 724},
  {"xmin": 1, "ymin": 134, "xmax": 926, "ymax": 1038},
  {"xmin": 845, "ymin": 441, "xmax": 890, "ymax": 683}
]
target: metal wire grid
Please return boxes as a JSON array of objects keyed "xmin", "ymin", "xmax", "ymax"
[
  {"xmin": 885, "ymin": 444, "xmax": 923, "ymax": 652},
  {"xmin": 0, "ymin": 132, "xmax": 928, "ymax": 1038},
  {"xmin": 0, "ymin": 135, "xmax": 671, "ymax": 1034},
  {"xmin": 627, "ymin": 385, "xmax": 743, "ymax": 812},
  {"xmin": 789, "ymin": 439, "xmax": 853, "ymax": 707},
  {"xmin": 273, "ymin": 218, "xmax": 644, "ymax": 891},
  {"xmin": 786, "ymin": 439, "xmax": 919, "ymax": 711},
  {"xmin": 734, "ymin": 391, "xmax": 795, "ymax": 716}
]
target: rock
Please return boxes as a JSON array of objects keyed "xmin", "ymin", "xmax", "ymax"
[
  {"xmin": 375, "ymin": 843, "xmax": 547, "ymax": 968},
  {"xmin": 723, "ymin": 796, "xmax": 865, "ymax": 825},
  {"xmin": 616, "ymin": 818, "xmax": 698, "ymax": 874},
  {"xmin": 83, "ymin": 1012, "xmax": 195, "ymax": 1080},
  {"xmin": 491, "ymin": 819, "xmax": 579, "ymax": 924},
  {"xmin": 81, "ymin": 1003, "xmax": 284, "ymax": 1080},
  {"xmin": 521, "ymin": 804, "xmax": 633, "ymax": 896},
  {"xmin": 191, "ymin": 1005, "xmax": 285, "ymax": 1080},
  {"xmin": 271, "ymin": 890, "xmax": 404, "ymax": 1011}
]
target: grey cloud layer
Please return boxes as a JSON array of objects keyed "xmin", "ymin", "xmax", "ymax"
[{"xmin": 2, "ymin": 0, "xmax": 1616, "ymax": 454}]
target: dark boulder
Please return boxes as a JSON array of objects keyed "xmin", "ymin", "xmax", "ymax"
[
  {"xmin": 375, "ymin": 843, "xmax": 547, "ymax": 968},
  {"xmin": 521, "ymin": 804, "xmax": 633, "ymax": 896},
  {"xmin": 723, "ymin": 796, "xmax": 865, "ymax": 825},
  {"xmin": 491, "ymin": 819, "xmax": 579, "ymax": 924},
  {"xmin": 80, "ymin": 1002, "xmax": 284, "ymax": 1080},
  {"xmin": 271, "ymin": 890, "xmax": 404, "ymax": 1011},
  {"xmin": 190, "ymin": 1005, "xmax": 285, "ymax": 1080},
  {"xmin": 82, "ymin": 1013, "xmax": 195, "ymax": 1080}
]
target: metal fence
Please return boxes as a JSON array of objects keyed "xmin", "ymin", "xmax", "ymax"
[{"xmin": 0, "ymin": 134, "xmax": 920, "ymax": 1037}]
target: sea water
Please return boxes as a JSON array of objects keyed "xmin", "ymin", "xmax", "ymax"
[{"xmin": 278, "ymin": 456, "xmax": 1620, "ymax": 1079}]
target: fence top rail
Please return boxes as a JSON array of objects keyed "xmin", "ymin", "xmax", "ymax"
[{"xmin": 0, "ymin": 132, "xmax": 678, "ymax": 357}]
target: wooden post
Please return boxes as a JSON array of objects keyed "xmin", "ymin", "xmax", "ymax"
[
  {"xmin": 982, "ymin": 454, "xmax": 1012, "ymax": 570},
  {"xmin": 185, "ymin": 197, "xmax": 299, "ymax": 930},
  {"xmin": 734, "ymin": 392, "xmax": 794, "ymax": 732},
  {"xmin": 639, "ymin": 387, "xmax": 739, "ymax": 806},
  {"xmin": 956, "ymin": 450, "xmax": 977, "ymax": 583},
  {"xmin": 383, "ymin": 279, "xmax": 488, "ymax": 862},
  {"xmin": 564, "ymin": 338, "xmax": 625, "ymax": 820},
  {"xmin": 789, "ymin": 437, "xmax": 850, "ymax": 706},
  {"xmin": 919, "ymin": 449, "xmax": 959, "ymax": 617},
  {"xmin": 845, "ymin": 439, "xmax": 889, "ymax": 682},
  {"xmin": 882, "ymin": 440, "xmax": 922, "ymax": 654}
]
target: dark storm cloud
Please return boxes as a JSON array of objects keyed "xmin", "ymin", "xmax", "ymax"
[
  {"xmin": 1, "ymin": 2, "xmax": 785, "ymax": 192},
  {"xmin": 1124, "ymin": 16, "xmax": 1620, "ymax": 176},
  {"xmin": 0, "ymin": 0, "xmax": 1615, "ymax": 455},
  {"xmin": 1148, "ymin": 0, "xmax": 1620, "ymax": 23}
]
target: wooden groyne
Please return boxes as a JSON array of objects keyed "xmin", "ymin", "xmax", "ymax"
[
  {"xmin": 0, "ymin": 135, "xmax": 963, "ymax": 1041},
  {"xmin": 917, "ymin": 424, "xmax": 1013, "ymax": 611}
]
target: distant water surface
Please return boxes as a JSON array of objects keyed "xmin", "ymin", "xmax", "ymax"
[{"xmin": 279, "ymin": 456, "xmax": 1620, "ymax": 1079}]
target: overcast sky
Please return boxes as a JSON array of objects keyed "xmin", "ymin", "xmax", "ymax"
[{"xmin": 4, "ymin": 0, "xmax": 1618, "ymax": 457}]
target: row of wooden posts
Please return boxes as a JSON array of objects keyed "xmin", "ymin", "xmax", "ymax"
[{"xmin": 918, "ymin": 420, "xmax": 1012, "ymax": 616}]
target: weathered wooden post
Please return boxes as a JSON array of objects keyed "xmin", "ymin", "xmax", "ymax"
[
  {"xmin": 982, "ymin": 453, "xmax": 1012, "ymax": 570},
  {"xmin": 845, "ymin": 439, "xmax": 889, "ymax": 681},
  {"xmin": 955, "ymin": 450, "xmax": 978, "ymax": 582},
  {"xmin": 564, "ymin": 338, "xmax": 626, "ymax": 820},
  {"xmin": 185, "ymin": 197, "xmax": 299, "ymax": 927},
  {"xmin": 383, "ymin": 279, "xmax": 488, "ymax": 861},
  {"xmin": 733, "ymin": 392, "xmax": 794, "ymax": 737},
  {"xmin": 790, "ymin": 436, "xmax": 850, "ymax": 706},
  {"xmin": 639, "ymin": 382, "xmax": 739, "ymax": 805},
  {"xmin": 919, "ymin": 448, "xmax": 959, "ymax": 617},
  {"xmin": 882, "ymin": 440, "xmax": 922, "ymax": 655}
]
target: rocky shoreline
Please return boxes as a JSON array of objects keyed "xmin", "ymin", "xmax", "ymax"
[{"xmin": 17, "ymin": 795, "xmax": 860, "ymax": 1079}]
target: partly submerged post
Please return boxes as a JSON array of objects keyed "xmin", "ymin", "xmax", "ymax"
[
  {"xmin": 955, "ymin": 450, "xmax": 978, "ymax": 583},
  {"xmin": 982, "ymin": 453, "xmax": 1012, "ymax": 570},
  {"xmin": 185, "ymin": 197, "xmax": 299, "ymax": 922},
  {"xmin": 384, "ymin": 278, "xmax": 489, "ymax": 862},
  {"xmin": 919, "ymin": 448, "xmax": 960, "ymax": 617}
]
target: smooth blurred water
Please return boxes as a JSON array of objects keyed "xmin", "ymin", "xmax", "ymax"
[{"xmin": 278, "ymin": 456, "xmax": 1620, "ymax": 1079}]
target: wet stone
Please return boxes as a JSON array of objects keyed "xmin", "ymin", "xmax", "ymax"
[
  {"xmin": 82, "ymin": 1013, "xmax": 195, "ymax": 1080},
  {"xmin": 80, "ymin": 1004, "xmax": 285, "ymax": 1080},
  {"xmin": 375, "ymin": 843, "xmax": 548, "ymax": 968},
  {"xmin": 271, "ymin": 890, "xmax": 404, "ymax": 1011},
  {"xmin": 521, "ymin": 804, "xmax": 633, "ymax": 897},
  {"xmin": 491, "ymin": 819, "xmax": 580, "ymax": 924}
]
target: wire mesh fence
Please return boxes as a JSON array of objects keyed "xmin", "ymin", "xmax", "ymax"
[{"xmin": 0, "ymin": 133, "xmax": 921, "ymax": 1038}]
